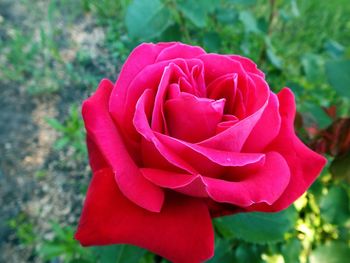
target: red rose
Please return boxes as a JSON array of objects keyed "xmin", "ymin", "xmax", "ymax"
[{"xmin": 75, "ymin": 42, "xmax": 326, "ymax": 262}]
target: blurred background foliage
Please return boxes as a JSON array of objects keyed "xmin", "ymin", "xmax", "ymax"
[{"xmin": 0, "ymin": 0, "xmax": 349, "ymax": 262}]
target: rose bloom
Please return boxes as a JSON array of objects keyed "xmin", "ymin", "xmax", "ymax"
[{"xmin": 75, "ymin": 42, "xmax": 326, "ymax": 263}]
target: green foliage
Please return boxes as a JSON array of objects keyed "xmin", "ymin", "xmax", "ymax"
[
  {"xmin": 93, "ymin": 245, "xmax": 147, "ymax": 263},
  {"xmin": 281, "ymin": 238, "xmax": 302, "ymax": 263},
  {"xmin": 216, "ymin": 206, "xmax": 297, "ymax": 244},
  {"xmin": 46, "ymin": 105, "xmax": 86, "ymax": 157},
  {"xmin": 326, "ymin": 59, "xmax": 350, "ymax": 99},
  {"xmin": 175, "ymin": 0, "xmax": 218, "ymax": 28},
  {"xmin": 38, "ymin": 223, "xmax": 96, "ymax": 263},
  {"xmin": 8, "ymin": 214, "xmax": 36, "ymax": 245},
  {"xmin": 126, "ymin": 0, "xmax": 172, "ymax": 40},
  {"xmin": 310, "ymin": 242, "xmax": 350, "ymax": 263},
  {"xmin": 320, "ymin": 185, "xmax": 350, "ymax": 225}
]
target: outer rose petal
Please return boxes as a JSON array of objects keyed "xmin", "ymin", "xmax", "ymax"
[
  {"xmin": 109, "ymin": 43, "xmax": 174, "ymax": 124},
  {"xmin": 243, "ymin": 92, "xmax": 281, "ymax": 152},
  {"xmin": 75, "ymin": 168, "xmax": 214, "ymax": 263},
  {"xmin": 86, "ymin": 135, "xmax": 109, "ymax": 173},
  {"xmin": 141, "ymin": 151, "xmax": 290, "ymax": 207},
  {"xmin": 261, "ymin": 88, "xmax": 327, "ymax": 211},
  {"xmin": 155, "ymin": 42, "xmax": 206, "ymax": 62},
  {"xmin": 203, "ymin": 151, "xmax": 290, "ymax": 207},
  {"xmin": 229, "ymin": 55, "xmax": 265, "ymax": 78},
  {"xmin": 82, "ymin": 79, "xmax": 164, "ymax": 212},
  {"xmin": 141, "ymin": 168, "xmax": 208, "ymax": 198}
]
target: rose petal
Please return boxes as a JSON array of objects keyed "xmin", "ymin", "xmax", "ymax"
[
  {"xmin": 110, "ymin": 58, "xmax": 204, "ymax": 145},
  {"xmin": 229, "ymin": 55, "xmax": 265, "ymax": 78},
  {"xmin": 82, "ymin": 79, "xmax": 164, "ymax": 212},
  {"xmin": 203, "ymin": 151, "xmax": 290, "ymax": 207},
  {"xmin": 110, "ymin": 60, "xmax": 168, "ymax": 143},
  {"xmin": 134, "ymin": 89, "xmax": 197, "ymax": 174},
  {"xmin": 135, "ymin": 89, "xmax": 266, "ymax": 177},
  {"xmin": 86, "ymin": 135, "xmax": 109, "ymax": 173},
  {"xmin": 151, "ymin": 62, "xmax": 188, "ymax": 133},
  {"xmin": 109, "ymin": 42, "xmax": 174, "ymax": 127},
  {"xmin": 198, "ymin": 74, "xmax": 270, "ymax": 152},
  {"xmin": 199, "ymin": 53, "xmax": 247, "ymax": 85},
  {"xmin": 243, "ymin": 92, "xmax": 281, "ymax": 152},
  {"xmin": 75, "ymin": 168, "xmax": 214, "ymax": 263},
  {"xmin": 141, "ymin": 168, "xmax": 208, "ymax": 197},
  {"xmin": 156, "ymin": 42, "xmax": 206, "ymax": 62},
  {"xmin": 207, "ymin": 73, "xmax": 238, "ymax": 114},
  {"xmin": 260, "ymin": 88, "xmax": 327, "ymax": 211},
  {"xmin": 165, "ymin": 92, "xmax": 225, "ymax": 142},
  {"xmin": 155, "ymin": 132, "xmax": 265, "ymax": 177}
]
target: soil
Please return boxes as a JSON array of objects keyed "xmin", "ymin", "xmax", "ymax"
[{"xmin": 0, "ymin": 1, "xmax": 111, "ymax": 262}]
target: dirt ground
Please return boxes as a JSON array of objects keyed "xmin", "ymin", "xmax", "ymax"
[{"xmin": 0, "ymin": 1, "xmax": 110, "ymax": 262}]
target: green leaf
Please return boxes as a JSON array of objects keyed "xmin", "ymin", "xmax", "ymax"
[
  {"xmin": 39, "ymin": 243, "xmax": 67, "ymax": 259},
  {"xmin": 239, "ymin": 11, "xmax": 259, "ymax": 33},
  {"xmin": 265, "ymin": 37, "xmax": 282, "ymax": 69},
  {"xmin": 301, "ymin": 102, "xmax": 332, "ymax": 129},
  {"xmin": 290, "ymin": 0, "xmax": 300, "ymax": 17},
  {"xmin": 160, "ymin": 24, "xmax": 182, "ymax": 42},
  {"xmin": 203, "ymin": 32, "xmax": 221, "ymax": 52},
  {"xmin": 325, "ymin": 59, "xmax": 350, "ymax": 99},
  {"xmin": 176, "ymin": 0, "xmax": 218, "ymax": 28},
  {"xmin": 234, "ymin": 243, "xmax": 263, "ymax": 263},
  {"xmin": 320, "ymin": 185, "xmax": 350, "ymax": 225},
  {"xmin": 282, "ymin": 238, "xmax": 302, "ymax": 263},
  {"xmin": 301, "ymin": 53, "xmax": 324, "ymax": 82},
  {"xmin": 216, "ymin": 206, "xmax": 297, "ymax": 244},
  {"xmin": 215, "ymin": 8, "xmax": 238, "ymax": 25},
  {"xmin": 46, "ymin": 117, "xmax": 65, "ymax": 131},
  {"xmin": 94, "ymin": 245, "xmax": 146, "ymax": 263},
  {"xmin": 125, "ymin": 0, "xmax": 172, "ymax": 39},
  {"xmin": 324, "ymin": 40, "xmax": 344, "ymax": 58},
  {"xmin": 228, "ymin": 0, "xmax": 257, "ymax": 5},
  {"xmin": 310, "ymin": 242, "xmax": 350, "ymax": 263},
  {"xmin": 54, "ymin": 137, "xmax": 70, "ymax": 150},
  {"xmin": 206, "ymin": 239, "xmax": 235, "ymax": 263},
  {"xmin": 266, "ymin": 48, "xmax": 283, "ymax": 69}
]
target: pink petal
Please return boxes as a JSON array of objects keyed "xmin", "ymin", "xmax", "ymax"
[
  {"xmin": 156, "ymin": 42, "xmax": 206, "ymax": 62},
  {"xmin": 203, "ymin": 151, "xmax": 290, "ymax": 207},
  {"xmin": 141, "ymin": 168, "xmax": 208, "ymax": 197},
  {"xmin": 86, "ymin": 135, "xmax": 109, "ymax": 173},
  {"xmin": 109, "ymin": 42, "xmax": 174, "ymax": 127},
  {"xmin": 243, "ymin": 92, "xmax": 281, "ymax": 152},
  {"xmin": 151, "ymin": 63, "xmax": 188, "ymax": 133},
  {"xmin": 261, "ymin": 88, "xmax": 327, "ymax": 211},
  {"xmin": 165, "ymin": 92, "xmax": 225, "ymax": 142},
  {"xmin": 110, "ymin": 58, "xmax": 204, "ymax": 145},
  {"xmin": 155, "ymin": 132, "xmax": 265, "ymax": 177},
  {"xmin": 198, "ymin": 53, "xmax": 247, "ymax": 85},
  {"xmin": 229, "ymin": 55, "xmax": 265, "ymax": 78},
  {"xmin": 141, "ymin": 138, "xmax": 185, "ymax": 173},
  {"xmin": 134, "ymin": 89, "xmax": 197, "ymax": 174},
  {"xmin": 110, "ymin": 60, "xmax": 169, "ymax": 143},
  {"xmin": 198, "ymin": 76, "xmax": 269, "ymax": 152},
  {"xmin": 82, "ymin": 79, "xmax": 164, "ymax": 212},
  {"xmin": 75, "ymin": 168, "xmax": 214, "ymax": 263},
  {"xmin": 135, "ymin": 89, "xmax": 265, "ymax": 177},
  {"xmin": 207, "ymin": 73, "xmax": 238, "ymax": 114}
]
